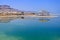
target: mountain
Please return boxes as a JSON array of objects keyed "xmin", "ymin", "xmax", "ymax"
[{"xmin": 0, "ymin": 5, "xmax": 21, "ymax": 13}]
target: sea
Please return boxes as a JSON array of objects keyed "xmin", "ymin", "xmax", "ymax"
[{"xmin": 0, "ymin": 16, "xmax": 60, "ymax": 40}]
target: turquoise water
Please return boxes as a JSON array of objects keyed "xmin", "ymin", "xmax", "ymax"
[{"xmin": 0, "ymin": 17, "xmax": 60, "ymax": 40}]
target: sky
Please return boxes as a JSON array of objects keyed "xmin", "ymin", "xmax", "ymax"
[{"xmin": 0, "ymin": 0, "xmax": 60, "ymax": 14}]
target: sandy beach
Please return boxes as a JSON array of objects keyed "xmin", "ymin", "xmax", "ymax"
[{"xmin": 0, "ymin": 15, "xmax": 58, "ymax": 18}]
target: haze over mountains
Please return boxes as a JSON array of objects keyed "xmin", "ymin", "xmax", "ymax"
[
  {"xmin": 0, "ymin": 5, "xmax": 21, "ymax": 13},
  {"xmin": 0, "ymin": 5, "xmax": 51, "ymax": 16}
]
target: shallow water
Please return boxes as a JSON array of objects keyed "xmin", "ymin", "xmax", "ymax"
[{"xmin": 0, "ymin": 17, "xmax": 60, "ymax": 40}]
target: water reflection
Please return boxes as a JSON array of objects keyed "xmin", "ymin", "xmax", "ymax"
[
  {"xmin": 39, "ymin": 18, "xmax": 50, "ymax": 22},
  {"xmin": 0, "ymin": 17, "xmax": 15, "ymax": 23},
  {"xmin": 0, "ymin": 17, "xmax": 50, "ymax": 23}
]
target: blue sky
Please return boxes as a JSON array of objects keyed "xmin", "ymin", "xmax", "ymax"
[{"xmin": 0, "ymin": 0, "xmax": 60, "ymax": 14}]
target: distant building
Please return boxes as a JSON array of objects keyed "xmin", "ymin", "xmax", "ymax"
[{"xmin": 39, "ymin": 10, "xmax": 50, "ymax": 16}]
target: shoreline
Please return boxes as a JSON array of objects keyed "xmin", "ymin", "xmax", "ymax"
[{"xmin": 0, "ymin": 15, "xmax": 58, "ymax": 18}]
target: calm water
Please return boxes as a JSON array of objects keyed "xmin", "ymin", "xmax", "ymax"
[{"xmin": 0, "ymin": 17, "xmax": 60, "ymax": 40}]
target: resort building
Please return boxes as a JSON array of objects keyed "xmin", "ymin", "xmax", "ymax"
[{"xmin": 38, "ymin": 10, "xmax": 50, "ymax": 16}]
